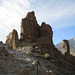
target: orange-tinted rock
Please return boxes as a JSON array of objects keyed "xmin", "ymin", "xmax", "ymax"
[
  {"xmin": 6, "ymin": 29, "xmax": 19, "ymax": 49},
  {"xmin": 20, "ymin": 11, "xmax": 40, "ymax": 42}
]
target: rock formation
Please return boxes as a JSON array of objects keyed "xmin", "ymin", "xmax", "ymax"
[
  {"xmin": 3, "ymin": 11, "xmax": 75, "ymax": 75},
  {"xmin": 19, "ymin": 11, "xmax": 54, "ymax": 54},
  {"xmin": 40, "ymin": 22, "xmax": 53, "ymax": 40},
  {"xmin": 35, "ymin": 22, "xmax": 54, "ymax": 53},
  {"xmin": 6, "ymin": 29, "xmax": 19, "ymax": 49},
  {"xmin": 20, "ymin": 11, "xmax": 40, "ymax": 42},
  {"xmin": 62, "ymin": 39, "xmax": 70, "ymax": 54},
  {"xmin": 6, "ymin": 11, "xmax": 54, "ymax": 52},
  {"xmin": 20, "ymin": 11, "xmax": 53, "ymax": 43}
]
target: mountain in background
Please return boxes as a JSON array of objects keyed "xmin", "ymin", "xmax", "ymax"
[{"xmin": 56, "ymin": 37, "xmax": 75, "ymax": 56}]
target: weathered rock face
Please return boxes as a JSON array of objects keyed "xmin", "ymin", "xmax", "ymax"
[
  {"xmin": 20, "ymin": 11, "xmax": 40, "ymax": 42},
  {"xmin": 40, "ymin": 22, "xmax": 53, "ymax": 40},
  {"xmin": 40, "ymin": 22, "xmax": 53, "ymax": 45},
  {"xmin": 31, "ymin": 22, "xmax": 54, "ymax": 53},
  {"xmin": 6, "ymin": 11, "xmax": 54, "ymax": 52},
  {"xmin": 36, "ymin": 37, "xmax": 54, "ymax": 53},
  {"xmin": 6, "ymin": 29, "xmax": 19, "ymax": 49},
  {"xmin": 20, "ymin": 11, "xmax": 54, "ymax": 53},
  {"xmin": 62, "ymin": 39, "xmax": 70, "ymax": 54}
]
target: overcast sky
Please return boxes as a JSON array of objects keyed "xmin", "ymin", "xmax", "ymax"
[{"xmin": 0, "ymin": 0, "xmax": 75, "ymax": 45}]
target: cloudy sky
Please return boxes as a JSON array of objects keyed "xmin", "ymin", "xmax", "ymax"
[{"xmin": 0, "ymin": 0, "xmax": 75, "ymax": 45}]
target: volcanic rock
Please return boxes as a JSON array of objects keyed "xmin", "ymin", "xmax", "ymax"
[
  {"xmin": 20, "ymin": 11, "xmax": 40, "ymax": 42},
  {"xmin": 6, "ymin": 29, "xmax": 19, "ymax": 49},
  {"xmin": 31, "ymin": 22, "xmax": 54, "ymax": 54},
  {"xmin": 40, "ymin": 22, "xmax": 53, "ymax": 40},
  {"xmin": 4, "ymin": 11, "xmax": 75, "ymax": 75},
  {"xmin": 20, "ymin": 11, "xmax": 54, "ymax": 54}
]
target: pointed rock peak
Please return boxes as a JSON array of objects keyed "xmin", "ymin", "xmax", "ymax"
[
  {"xmin": 41, "ymin": 22, "xmax": 50, "ymax": 27},
  {"xmin": 11, "ymin": 29, "xmax": 18, "ymax": 35},
  {"xmin": 42, "ymin": 22, "xmax": 46, "ymax": 25},
  {"xmin": 26, "ymin": 11, "xmax": 35, "ymax": 19},
  {"xmin": 13, "ymin": 29, "xmax": 17, "ymax": 32}
]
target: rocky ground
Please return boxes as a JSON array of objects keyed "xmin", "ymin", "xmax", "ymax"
[{"xmin": 0, "ymin": 42, "xmax": 75, "ymax": 75}]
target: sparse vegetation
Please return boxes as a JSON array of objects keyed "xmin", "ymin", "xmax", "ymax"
[{"xmin": 44, "ymin": 53, "xmax": 55, "ymax": 59}]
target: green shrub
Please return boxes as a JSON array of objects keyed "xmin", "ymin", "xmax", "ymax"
[
  {"xmin": 44, "ymin": 53, "xmax": 51, "ymax": 59},
  {"xmin": 44, "ymin": 53, "xmax": 55, "ymax": 59}
]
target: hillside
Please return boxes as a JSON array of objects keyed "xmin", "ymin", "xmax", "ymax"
[
  {"xmin": 0, "ymin": 41, "xmax": 75, "ymax": 75},
  {"xmin": 56, "ymin": 37, "xmax": 75, "ymax": 56},
  {"xmin": 0, "ymin": 11, "xmax": 75, "ymax": 75}
]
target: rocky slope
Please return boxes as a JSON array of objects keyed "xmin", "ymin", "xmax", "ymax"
[
  {"xmin": 56, "ymin": 37, "xmax": 75, "ymax": 56},
  {"xmin": 6, "ymin": 11, "xmax": 60, "ymax": 57},
  {"xmin": 0, "ymin": 42, "xmax": 75, "ymax": 75},
  {"xmin": 0, "ymin": 11, "xmax": 75, "ymax": 75}
]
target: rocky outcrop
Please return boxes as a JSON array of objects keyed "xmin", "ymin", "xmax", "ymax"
[
  {"xmin": 40, "ymin": 22, "xmax": 53, "ymax": 40},
  {"xmin": 6, "ymin": 29, "xmax": 19, "ymax": 49},
  {"xmin": 20, "ymin": 11, "xmax": 53, "ymax": 44},
  {"xmin": 20, "ymin": 11, "xmax": 54, "ymax": 53},
  {"xmin": 4, "ymin": 11, "xmax": 75, "ymax": 75},
  {"xmin": 5, "ymin": 11, "xmax": 54, "ymax": 53},
  {"xmin": 30, "ymin": 22, "xmax": 54, "ymax": 54},
  {"xmin": 36, "ymin": 22, "xmax": 53, "ymax": 53},
  {"xmin": 20, "ymin": 11, "xmax": 40, "ymax": 42}
]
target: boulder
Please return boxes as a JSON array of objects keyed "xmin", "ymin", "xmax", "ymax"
[
  {"xmin": 20, "ymin": 11, "xmax": 40, "ymax": 42},
  {"xmin": 6, "ymin": 29, "xmax": 19, "ymax": 49}
]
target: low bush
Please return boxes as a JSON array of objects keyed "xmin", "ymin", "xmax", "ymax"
[{"xmin": 44, "ymin": 53, "xmax": 55, "ymax": 59}]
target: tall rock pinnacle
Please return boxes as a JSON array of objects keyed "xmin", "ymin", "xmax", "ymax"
[
  {"xmin": 6, "ymin": 29, "xmax": 19, "ymax": 49},
  {"xmin": 20, "ymin": 11, "xmax": 40, "ymax": 42}
]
